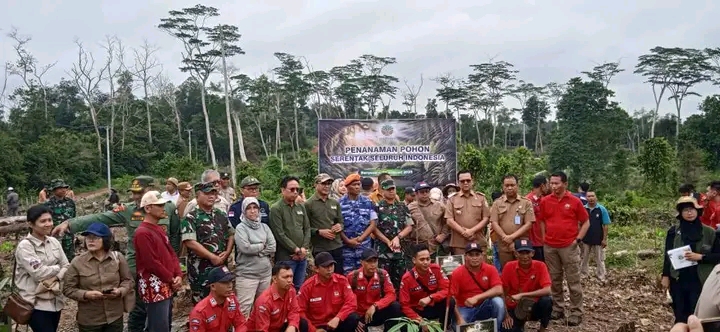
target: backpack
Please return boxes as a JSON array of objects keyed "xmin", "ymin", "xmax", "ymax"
[{"xmin": 351, "ymin": 269, "xmax": 386, "ymax": 298}]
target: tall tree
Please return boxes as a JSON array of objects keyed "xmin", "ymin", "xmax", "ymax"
[
  {"xmin": 521, "ymin": 95, "xmax": 551, "ymax": 152},
  {"xmin": 273, "ymin": 52, "xmax": 310, "ymax": 154},
  {"xmin": 510, "ymin": 80, "xmax": 544, "ymax": 148},
  {"xmin": 7, "ymin": 27, "xmax": 57, "ymax": 119},
  {"xmin": 159, "ymin": 4, "xmax": 220, "ymax": 167},
  {"xmin": 468, "ymin": 60, "xmax": 518, "ymax": 146},
  {"xmin": 131, "ymin": 39, "xmax": 161, "ymax": 145},
  {"xmin": 582, "ymin": 61, "xmax": 624, "ymax": 89},
  {"xmin": 665, "ymin": 48, "xmax": 711, "ymax": 148},
  {"xmin": 634, "ymin": 47, "xmax": 674, "ymax": 138},
  {"xmin": 352, "ymin": 55, "xmax": 398, "ymax": 117},
  {"xmin": 68, "ymin": 39, "xmax": 108, "ymax": 157},
  {"xmin": 401, "ymin": 74, "xmax": 423, "ymax": 114}
]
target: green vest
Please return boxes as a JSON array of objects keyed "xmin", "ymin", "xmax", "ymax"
[{"xmin": 669, "ymin": 224, "xmax": 716, "ymax": 283}]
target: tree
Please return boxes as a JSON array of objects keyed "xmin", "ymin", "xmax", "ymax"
[
  {"xmin": 68, "ymin": 39, "xmax": 108, "ymax": 157},
  {"xmin": 154, "ymin": 74, "xmax": 183, "ymax": 143},
  {"xmin": 665, "ymin": 48, "xmax": 711, "ymax": 148},
  {"xmin": 159, "ymin": 4, "xmax": 220, "ymax": 167},
  {"xmin": 352, "ymin": 55, "xmax": 399, "ymax": 117},
  {"xmin": 510, "ymin": 80, "xmax": 544, "ymax": 147},
  {"xmin": 273, "ymin": 52, "xmax": 310, "ymax": 154},
  {"xmin": 468, "ymin": 60, "xmax": 518, "ymax": 146},
  {"xmin": 521, "ymin": 95, "xmax": 551, "ymax": 152},
  {"xmin": 680, "ymin": 95, "xmax": 720, "ymax": 169},
  {"xmin": 544, "ymin": 82, "xmax": 565, "ymax": 130},
  {"xmin": 582, "ymin": 61, "xmax": 624, "ymax": 89},
  {"xmin": 401, "ymin": 74, "xmax": 423, "ymax": 114},
  {"xmin": 433, "ymin": 73, "xmax": 466, "ymax": 140},
  {"xmin": 634, "ymin": 47, "xmax": 674, "ymax": 138},
  {"xmin": 131, "ymin": 39, "xmax": 161, "ymax": 145},
  {"xmin": 7, "ymin": 27, "xmax": 57, "ymax": 119},
  {"xmin": 637, "ymin": 137, "xmax": 676, "ymax": 194}
]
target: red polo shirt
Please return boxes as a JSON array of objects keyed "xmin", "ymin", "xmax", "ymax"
[
  {"xmin": 246, "ymin": 286, "xmax": 300, "ymax": 332},
  {"xmin": 399, "ymin": 264, "xmax": 449, "ymax": 319},
  {"xmin": 346, "ymin": 268, "xmax": 396, "ymax": 315},
  {"xmin": 701, "ymin": 200, "xmax": 720, "ymax": 229},
  {"xmin": 298, "ymin": 274, "xmax": 357, "ymax": 332},
  {"xmin": 501, "ymin": 260, "xmax": 551, "ymax": 309},
  {"xmin": 188, "ymin": 294, "xmax": 247, "ymax": 332},
  {"xmin": 526, "ymin": 192, "xmax": 543, "ymax": 247},
  {"xmin": 539, "ymin": 192, "xmax": 589, "ymax": 248},
  {"xmin": 449, "ymin": 263, "xmax": 502, "ymax": 307}
]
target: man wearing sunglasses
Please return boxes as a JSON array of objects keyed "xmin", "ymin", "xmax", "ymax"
[
  {"xmin": 183, "ymin": 169, "xmax": 232, "ymax": 218},
  {"xmin": 444, "ymin": 170, "xmax": 491, "ymax": 255}
]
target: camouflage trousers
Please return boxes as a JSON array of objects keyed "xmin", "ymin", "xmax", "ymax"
[
  {"xmin": 61, "ymin": 234, "xmax": 75, "ymax": 261},
  {"xmin": 342, "ymin": 239, "xmax": 373, "ymax": 274},
  {"xmin": 378, "ymin": 255, "xmax": 409, "ymax": 291},
  {"xmin": 188, "ymin": 258, "xmax": 213, "ymax": 304}
]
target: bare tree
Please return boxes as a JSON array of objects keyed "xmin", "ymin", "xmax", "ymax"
[
  {"xmin": 154, "ymin": 74, "xmax": 183, "ymax": 142},
  {"xmin": 7, "ymin": 27, "xmax": 57, "ymax": 119},
  {"xmin": 68, "ymin": 39, "xmax": 108, "ymax": 156},
  {"xmin": 100, "ymin": 35, "xmax": 120, "ymax": 144},
  {"xmin": 131, "ymin": 39, "xmax": 161, "ymax": 145},
  {"xmin": 402, "ymin": 74, "xmax": 424, "ymax": 114},
  {"xmin": 0, "ymin": 63, "xmax": 9, "ymax": 115}
]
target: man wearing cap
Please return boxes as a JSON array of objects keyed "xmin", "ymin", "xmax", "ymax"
[
  {"xmin": 398, "ymin": 244, "xmax": 451, "ymax": 328},
  {"xmin": 500, "ymin": 238, "xmax": 552, "ymax": 332},
  {"xmin": 368, "ymin": 173, "xmax": 392, "ymax": 204},
  {"xmin": 450, "ymin": 240, "xmax": 505, "ymax": 326},
  {"xmin": 338, "ymin": 173, "xmax": 377, "ymax": 274},
  {"xmin": 135, "ymin": 190, "xmax": 183, "ymax": 332},
  {"xmin": 51, "ymin": 175, "xmax": 181, "ymax": 332},
  {"xmin": 183, "ymin": 169, "xmax": 232, "ymax": 218},
  {"xmin": 189, "ymin": 266, "xmax": 247, "ymax": 332},
  {"xmin": 445, "ymin": 170, "xmax": 491, "ymax": 255},
  {"xmin": 347, "ymin": 248, "xmax": 401, "ymax": 331},
  {"xmin": 44, "ymin": 179, "xmax": 77, "ymax": 260},
  {"xmin": 161, "ymin": 177, "xmax": 180, "ymax": 205},
  {"xmin": 373, "ymin": 178, "xmax": 414, "ymax": 290},
  {"xmin": 298, "ymin": 252, "xmax": 360, "ymax": 332},
  {"xmin": 247, "ymin": 263, "xmax": 308, "ymax": 332},
  {"xmin": 408, "ymin": 181, "xmax": 449, "ymax": 256},
  {"xmin": 489, "ymin": 175, "xmax": 536, "ymax": 271},
  {"xmin": 176, "ymin": 181, "xmax": 193, "ymax": 217},
  {"xmin": 218, "ymin": 172, "xmax": 236, "ymax": 203},
  {"xmin": 228, "ymin": 176, "xmax": 271, "ymax": 227},
  {"xmin": 182, "ymin": 182, "xmax": 235, "ymax": 304},
  {"xmin": 404, "ymin": 187, "xmax": 416, "ymax": 205},
  {"xmin": 305, "ymin": 173, "xmax": 346, "ymax": 275}
]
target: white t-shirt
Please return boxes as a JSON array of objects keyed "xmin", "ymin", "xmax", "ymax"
[{"xmin": 161, "ymin": 191, "xmax": 180, "ymax": 205}]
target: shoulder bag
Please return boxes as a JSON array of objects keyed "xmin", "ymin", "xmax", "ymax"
[{"xmin": 3, "ymin": 240, "xmax": 34, "ymax": 325}]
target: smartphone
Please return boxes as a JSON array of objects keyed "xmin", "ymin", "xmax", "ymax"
[
  {"xmin": 701, "ymin": 317, "xmax": 720, "ymax": 332},
  {"xmin": 102, "ymin": 289, "xmax": 113, "ymax": 294},
  {"xmin": 298, "ymin": 188, "xmax": 304, "ymax": 195}
]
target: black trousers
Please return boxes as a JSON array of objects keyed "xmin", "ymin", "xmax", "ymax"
[
  {"xmin": 316, "ymin": 312, "xmax": 361, "ymax": 331},
  {"xmin": 78, "ymin": 318, "xmax": 124, "ymax": 332},
  {"xmin": 532, "ymin": 246, "xmax": 545, "ymax": 262},
  {"xmin": 29, "ymin": 310, "xmax": 61, "ymax": 332},
  {"xmin": 367, "ymin": 301, "xmax": 403, "ymax": 331},
  {"xmin": 280, "ymin": 318, "xmax": 309, "ymax": 332},
  {"xmin": 502, "ymin": 296, "xmax": 552, "ymax": 332},
  {"xmin": 314, "ymin": 247, "xmax": 345, "ymax": 275},
  {"xmin": 670, "ymin": 277, "xmax": 702, "ymax": 324},
  {"xmin": 128, "ymin": 275, "xmax": 174, "ymax": 332}
]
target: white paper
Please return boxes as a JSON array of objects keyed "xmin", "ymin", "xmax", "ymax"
[{"xmin": 667, "ymin": 245, "xmax": 698, "ymax": 270}]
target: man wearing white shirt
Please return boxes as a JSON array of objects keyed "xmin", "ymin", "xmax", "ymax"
[{"xmin": 162, "ymin": 177, "xmax": 180, "ymax": 205}]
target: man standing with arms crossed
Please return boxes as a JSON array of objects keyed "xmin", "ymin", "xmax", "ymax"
[{"xmin": 539, "ymin": 171, "xmax": 589, "ymax": 326}]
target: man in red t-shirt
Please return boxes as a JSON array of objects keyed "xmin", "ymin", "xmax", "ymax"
[
  {"xmin": 501, "ymin": 238, "xmax": 552, "ymax": 332},
  {"xmin": 247, "ymin": 263, "xmax": 308, "ymax": 332},
  {"xmin": 188, "ymin": 266, "xmax": 248, "ymax": 332},
  {"xmin": 539, "ymin": 172, "xmax": 589, "ymax": 326},
  {"xmin": 701, "ymin": 182, "xmax": 720, "ymax": 229},
  {"xmin": 450, "ymin": 241, "xmax": 505, "ymax": 325},
  {"xmin": 347, "ymin": 248, "xmax": 401, "ymax": 331},
  {"xmin": 526, "ymin": 175, "xmax": 550, "ymax": 262},
  {"xmin": 399, "ymin": 244, "xmax": 452, "ymax": 329}
]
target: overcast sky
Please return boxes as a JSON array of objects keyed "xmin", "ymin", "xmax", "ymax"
[{"xmin": 2, "ymin": 0, "xmax": 719, "ymax": 119}]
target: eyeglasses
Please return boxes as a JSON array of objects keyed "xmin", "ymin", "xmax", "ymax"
[
  {"xmin": 287, "ymin": 187, "xmax": 301, "ymax": 192},
  {"xmin": 459, "ymin": 179, "xmax": 472, "ymax": 184}
]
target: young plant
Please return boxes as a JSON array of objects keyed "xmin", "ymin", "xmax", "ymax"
[{"xmin": 387, "ymin": 317, "xmax": 444, "ymax": 332}]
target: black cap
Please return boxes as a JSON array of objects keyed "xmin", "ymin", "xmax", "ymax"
[
  {"xmin": 514, "ymin": 238, "xmax": 533, "ymax": 252},
  {"xmin": 414, "ymin": 182, "xmax": 431, "ymax": 191},
  {"xmin": 204, "ymin": 266, "xmax": 234, "ymax": 286},
  {"xmin": 361, "ymin": 248, "xmax": 379, "ymax": 261},
  {"xmin": 361, "ymin": 177, "xmax": 374, "ymax": 189},
  {"xmin": 314, "ymin": 252, "xmax": 337, "ymax": 267},
  {"xmin": 404, "ymin": 187, "xmax": 415, "ymax": 195},
  {"xmin": 465, "ymin": 240, "xmax": 487, "ymax": 253},
  {"xmin": 220, "ymin": 172, "xmax": 231, "ymax": 179}
]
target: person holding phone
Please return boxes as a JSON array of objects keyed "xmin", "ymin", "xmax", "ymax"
[{"xmin": 63, "ymin": 222, "xmax": 134, "ymax": 332}]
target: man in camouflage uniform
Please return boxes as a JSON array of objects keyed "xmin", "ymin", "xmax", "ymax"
[
  {"xmin": 374, "ymin": 179, "xmax": 414, "ymax": 290},
  {"xmin": 339, "ymin": 173, "xmax": 377, "ymax": 273},
  {"xmin": 181, "ymin": 182, "xmax": 234, "ymax": 304},
  {"xmin": 44, "ymin": 179, "xmax": 76, "ymax": 260},
  {"xmin": 183, "ymin": 169, "xmax": 231, "ymax": 217},
  {"xmin": 52, "ymin": 175, "xmax": 181, "ymax": 332}
]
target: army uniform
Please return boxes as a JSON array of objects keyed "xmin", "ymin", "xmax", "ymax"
[
  {"xmin": 64, "ymin": 176, "xmax": 181, "ymax": 332},
  {"xmin": 44, "ymin": 179, "xmax": 77, "ymax": 260},
  {"xmin": 375, "ymin": 198, "xmax": 414, "ymax": 290},
  {"xmin": 181, "ymin": 182, "xmax": 234, "ymax": 303}
]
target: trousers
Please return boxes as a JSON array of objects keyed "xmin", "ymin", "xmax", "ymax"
[{"xmin": 544, "ymin": 243, "xmax": 583, "ymax": 318}]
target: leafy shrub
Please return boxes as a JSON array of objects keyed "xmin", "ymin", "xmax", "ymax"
[{"xmin": 150, "ymin": 153, "xmax": 206, "ymax": 181}]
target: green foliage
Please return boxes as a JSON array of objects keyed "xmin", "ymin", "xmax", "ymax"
[
  {"xmin": 150, "ymin": 153, "xmax": 206, "ymax": 182},
  {"xmin": 637, "ymin": 137, "xmax": 677, "ymax": 194},
  {"xmin": 458, "ymin": 145, "xmax": 544, "ymax": 193},
  {"xmin": 387, "ymin": 317, "xmax": 443, "ymax": 332}
]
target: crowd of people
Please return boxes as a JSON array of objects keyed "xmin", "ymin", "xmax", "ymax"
[{"xmin": 17, "ymin": 169, "xmax": 720, "ymax": 332}]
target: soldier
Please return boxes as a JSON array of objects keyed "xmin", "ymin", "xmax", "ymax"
[
  {"xmin": 182, "ymin": 182, "xmax": 235, "ymax": 304},
  {"xmin": 373, "ymin": 179, "xmax": 414, "ymax": 290},
  {"xmin": 183, "ymin": 169, "xmax": 231, "ymax": 217},
  {"xmin": 218, "ymin": 172, "xmax": 236, "ymax": 203},
  {"xmin": 51, "ymin": 175, "xmax": 181, "ymax": 332},
  {"xmin": 44, "ymin": 179, "xmax": 77, "ymax": 261},
  {"xmin": 339, "ymin": 174, "xmax": 377, "ymax": 274}
]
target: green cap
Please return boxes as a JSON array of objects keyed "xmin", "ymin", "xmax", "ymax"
[
  {"xmin": 194, "ymin": 182, "xmax": 218, "ymax": 193},
  {"xmin": 49, "ymin": 179, "xmax": 69, "ymax": 191},
  {"xmin": 129, "ymin": 176, "xmax": 155, "ymax": 192},
  {"xmin": 239, "ymin": 176, "xmax": 261, "ymax": 188},
  {"xmin": 381, "ymin": 179, "xmax": 396, "ymax": 190}
]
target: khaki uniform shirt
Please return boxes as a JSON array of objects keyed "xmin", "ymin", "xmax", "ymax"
[
  {"xmin": 444, "ymin": 191, "xmax": 490, "ymax": 248},
  {"xmin": 408, "ymin": 199, "xmax": 448, "ymax": 251},
  {"xmin": 219, "ymin": 187, "xmax": 236, "ymax": 203},
  {"xmin": 183, "ymin": 196, "xmax": 231, "ymax": 218},
  {"xmin": 15, "ymin": 234, "xmax": 70, "ymax": 312},
  {"xmin": 62, "ymin": 251, "xmax": 134, "ymax": 326},
  {"xmin": 489, "ymin": 195, "xmax": 536, "ymax": 252},
  {"xmin": 696, "ymin": 264, "xmax": 720, "ymax": 319}
]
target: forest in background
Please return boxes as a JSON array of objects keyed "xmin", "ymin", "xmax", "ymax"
[{"xmin": 0, "ymin": 4, "xmax": 719, "ymax": 217}]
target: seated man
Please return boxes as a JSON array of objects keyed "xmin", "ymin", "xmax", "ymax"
[
  {"xmin": 298, "ymin": 252, "xmax": 360, "ymax": 332},
  {"xmin": 247, "ymin": 263, "xmax": 309, "ymax": 332},
  {"xmin": 450, "ymin": 241, "xmax": 505, "ymax": 325},
  {"xmin": 501, "ymin": 238, "xmax": 552, "ymax": 332},
  {"xmin": 399, "ymin": 244, "xmax": 452, "ymax": 328},
  {"xmin": 347, "ymin": 248, "xmax": 401, "ymax": 331},
  {"xmin": 188, "ymin": 266, "xmax": 247, "ymax": 332}
]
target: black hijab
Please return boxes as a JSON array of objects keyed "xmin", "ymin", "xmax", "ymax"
[{"xmin": 677, "ymin": 202, "xmax": 703, "ymax": 244}]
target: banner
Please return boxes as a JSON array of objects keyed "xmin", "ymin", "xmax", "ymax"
[{"xmin": 317, "ymin": 119, "xmax": 457, "ymax": 188}]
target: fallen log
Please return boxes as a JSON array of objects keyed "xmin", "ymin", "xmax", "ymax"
[
  {"xmin": 612, "ymin": 249, "xmax": 661, "ymax": 259},
  {"xmin": 0, "ymin": 222, "xmax": 29, "ymax": 235},
  {"xmin": 0, "ymin": 216, "xmax": 26, "ymax": 226}
]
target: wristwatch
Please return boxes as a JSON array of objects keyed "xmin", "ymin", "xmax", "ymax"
[{"xmin": 576, "ymin": 238, "xmax": 582, "ymax": 244}]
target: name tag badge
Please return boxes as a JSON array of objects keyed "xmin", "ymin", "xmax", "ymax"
[
  {"xmin": 331, "ymin": 205, "xmax": 337, "ymax": 210},
  {"xmin": 296, "ymin": 210, "xmax": 303, "ymax": 215},
  {"xmin": 514, "ymin": 215, "xmax": 521, "ymax": 225}
]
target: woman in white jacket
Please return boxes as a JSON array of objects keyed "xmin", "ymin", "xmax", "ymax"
[{"xmin": 234, "ymin": 197, "xmax": 276, "ymax": 316}]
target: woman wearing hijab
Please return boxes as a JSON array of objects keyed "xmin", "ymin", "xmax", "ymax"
[
  {"xmin": 234, "ymin": 197, "xmax": 276, "ymax": 316},
  {"xmin": 329, "ymin": 179, "xmax": 347, "ymax": 200},
  {"xmin": 661, "ymin": 196, "xmax": 720, "ymax": 324}
]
